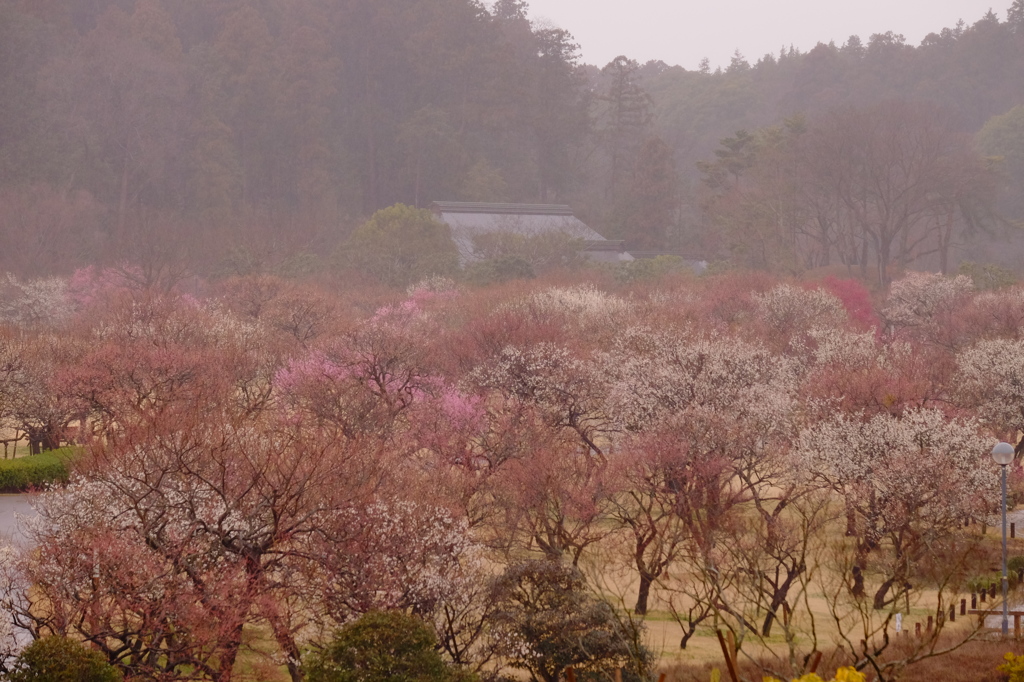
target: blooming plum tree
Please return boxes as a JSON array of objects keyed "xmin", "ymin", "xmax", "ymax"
[
  {"xmin": 752, "ymin": 283, "xmax": 849, "ymax": 352},
  {"xmin": 797, "ymin": 408, "xmax": 993, "ymax": 609},
  {"xmin": 956, "ymin": 338, "xmax": 1024, "ymax": 447},
  {"xmin": 882, "ymin": 271, "xmax": 973, "ymax": 342},
  {"xmin": 0, "ymin": 275, "xmax": 73, "ymax": 328},
  {"xmin": 1, "ymin": 398, "xmax": 485, "ymax": 682},
  {"xmin": 603, "ymin": 326, "xmax": 797, "ymax": 433},
  {"xmin": 0, "ymin": 333, "xmax": 85, "ymax": 453},
  {"xmin": 606, "ymin": 423, "xmax": 736, "ymax": 616},
  {"xmin": 471, "ymin": 342, "xmax": 611, "ymax": 457}
]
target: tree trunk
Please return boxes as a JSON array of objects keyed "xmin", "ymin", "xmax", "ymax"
[
  {"xmin": 878, "ymin": 238, "xmax": 891, "ymax": 288},
  {"xmin": 268, "ymin": 614, "xmax": 304, "ymax": 682},
  {"xmin": 413, "ymin": 153, "xmax": 422, "ymax": 208},
  {"xmin": 212, "ymin": 620, "xmax": 244, "ymax": 682},
  {"xmin": 634, "ymin": 572, "xmax": 653, "ymax": 615},
  {"xmin": 41, "ymin": 423, "xmax": 61, "ymax": 452},
  {"xmin": 119, "ymin": 152, "xmax": 130, "ymax": 237},
  {"xmin": 762, "ymin": 609, "xmax": 778, "ymax": 637},
  {"xmin": 873, "ymin": 577, "xmax": 897, "ymax": 611},
  {"xmin": 938, "ymin": 212, "xmax": 953, "ymax": 275},
  {"xmin": 678, "ymin": 619, "xmax": 701, "ymax": 650},
  {"xmin": 761, "ymin": 594, "xmax": 789, "ymax": 637},
  {"xmin": 760, "ymin": 568, "xmax": 801, "ymax": 636},
  {"xmin": 846, "ymin": 502, "xmax": 857, "ymax": 536},
  {"xmin": 851, "ymin": 564, "xmax": 865, "ymax": 599}
]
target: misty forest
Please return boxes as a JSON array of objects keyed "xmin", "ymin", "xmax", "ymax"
[{"xmin": 2, "ymin": 1, "xmax": 1024, "ymax": 682}]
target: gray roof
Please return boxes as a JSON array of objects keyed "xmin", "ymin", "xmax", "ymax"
[{"xmin": 431, "ymin": 201, "xmax": 623, "ymax": 262}]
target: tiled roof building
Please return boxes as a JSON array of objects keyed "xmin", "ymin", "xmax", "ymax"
[{"xmin": 431, "ymin": 202, "xmax": 632, "ymax": 264}]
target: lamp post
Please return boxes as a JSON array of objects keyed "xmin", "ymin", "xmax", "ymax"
[{"xmin": 992, "ymin": 441, "xmax": 1014, "ymax": 636}]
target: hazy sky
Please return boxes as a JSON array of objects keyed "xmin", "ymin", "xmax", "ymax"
[{"xmin": 525, "ymin": 0, "xmax": 1009, "ymax": 70}]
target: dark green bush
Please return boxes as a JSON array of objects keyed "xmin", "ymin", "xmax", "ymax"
[
  {"xmin": 614, "ymin": 255, "xmax": 690, "ymax": 283},
  {"xmin": 468, "ymin": 231, "xmax": 584, "ymax": 275},
  {"xmin": 8, "ymin": 636, "xmax": 122, "ymax": 682},
  {"xmin": 464, "ymin": 256, "xmax": 535, "ymax": 285},
  {"xmin": 0, "ymin": 449, "xmax": 75, "ymax": 493},
  {"xmin": 958, "ymin": 261, "xmax": 1017, "ymax": 290},
  {"xmin": 303, "ymin": 611, "xmax": 475, "ymax": 682},
  {"xmin": 490, "ymin": 560, "xmax": 652, "ymax": 682},
  {"xmin": 968, "ymin": 571, "xmax": 1020, "ymax": 593},
  {"xmin": 339, "ymin": 204, "xmax": 460, "ymax": 288}
]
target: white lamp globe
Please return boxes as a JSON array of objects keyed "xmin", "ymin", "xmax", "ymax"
[{"xmin": 992, "ymin": 442, "xmax": 1015, "ymax": 466}]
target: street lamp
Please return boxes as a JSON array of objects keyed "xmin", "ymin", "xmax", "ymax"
[{"xmin": 992, "ymin": 441, "xmax": 1015, "ymax": 637}]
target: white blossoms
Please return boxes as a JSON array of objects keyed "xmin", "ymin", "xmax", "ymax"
[{"xmin": 883, "ymin": 271, "xmax": 972, "ymax": 330}]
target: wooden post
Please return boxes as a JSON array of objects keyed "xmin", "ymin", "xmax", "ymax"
[
  {"xmin": 614, "ymin": 669, "xmax": 622, "ymax": 682},
  {"xmin": 1016, "ymin": 615, "xmax": 1021, "ymax": 640},
  {"xmin": 992, "ymin": 585, "xmax": 999, "ymax": 600},
  {"xmin": 716, "ymin": 630, "xmax": 740, "ymax": 682},
  {"xmin": 566, "ymin": 668, "xmax": 576, "ymax": 682},
  {"xmin": 972, "ymin": 593, "xmax": 978, "ymax": 608},
  {"xmin": 915, "ymin": 622, "xmax": 921, "ymax": 637},
  {"xmin": 961, "ymin": 598, "xmax": 967, "ymax": 616},
  {"xmin": 808, "ymin": 651, "xmax": 822, "ymax": 674},
  {"xmin": 927, "ymin": 615, "xmax": 934, "ymax": 633},
  {"xmin": 1013, "ymin": 522, "xmax": 1017, "ymax": 539},
  {"xmin": 981, "ymin": 590, "xmax": 987, "ymax": 603},
  {"xmin": 950, "ymin": 604, "xmax": 956, "ymax": 622}
]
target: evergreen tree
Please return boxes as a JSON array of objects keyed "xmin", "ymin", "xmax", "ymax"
[
  {"xmin": 617, "ymin": 137, "xmax": 680, "ymax": 249},
  {"xmin": 1009, "ymin": 0, "xmax": 1024, "ymax": 31},
  {"xmin": 600, "ymin": 56, "xmax": 652, "ymax": 197}
]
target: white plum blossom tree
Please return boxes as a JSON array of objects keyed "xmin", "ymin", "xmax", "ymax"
[
  {"xmin": 0, "ymin": 275, "xmax": 73, "ymax": 328},
  {"xmin": 882, "ymin": 271, "xmax": 972, "ymax": 334},
  {"xmin": 603, "ymin": 327, "xmax": 798, "ymax": 433},
  {"xmin": 471, "ymin": 342, "xmax": 611, "ymax": 455},
  {"xmin": 523, "ymin": 285, "xmax": 630, "ymax": 323},
  {"xmin": 753, "ymin": 283, "xmax": 849, "ymax": 336},
  {"xmin": 956, "ymin": 338, "xmax": 1024, "ymax": 444},
  {"xmin": 602, "ymin": 326, "xmax": 808, "ymax": 633},
  {"xmin": 797, "ymin": 408, "xmax": 994, "ymax": 609}
]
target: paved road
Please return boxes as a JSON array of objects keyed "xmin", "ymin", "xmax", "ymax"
[{"xmin": 0, "ymin": 495, "xmax": 35, "ymax": 547}]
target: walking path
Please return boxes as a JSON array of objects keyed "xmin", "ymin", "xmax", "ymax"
[{"xmin": 0, "ymin": 494, "xmax": 34, "ymax": 547}]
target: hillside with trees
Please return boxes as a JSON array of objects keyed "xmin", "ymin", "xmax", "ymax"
[{"xmin": 1, "ymin": 0, "xmax": 1023, "ymax": 283}]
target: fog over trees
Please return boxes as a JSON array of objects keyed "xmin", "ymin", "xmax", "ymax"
[
  {"xmin": 4, "ymin": 3, "xmax": 1024, "ymax": 682},
  {"xmin": 0, "ymin": 0, "xmax": 1023, "ymax": 280}
]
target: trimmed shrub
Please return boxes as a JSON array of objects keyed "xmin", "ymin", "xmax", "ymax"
[
  {"xmin": 8, "ymin": 636, "xmax": 122, "ymax": 682},
  {"xmin": 303, "ymin": 611, "xmax": 474, "ymax": 682},
  {"xmin": 0, "ymin": 449, "xmax": 75, "ymax": 493}
]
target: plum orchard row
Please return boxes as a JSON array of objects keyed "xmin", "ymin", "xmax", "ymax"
[{"xmin": 0, "ymin": 267, "xmax": 1020, "ymax": 681}]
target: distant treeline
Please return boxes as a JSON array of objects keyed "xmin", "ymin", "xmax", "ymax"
[{"xmin": 0, "ymin": 0, "xmax": 1022, "ymax": 281}]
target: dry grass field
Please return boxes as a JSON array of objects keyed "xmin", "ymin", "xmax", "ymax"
[{"xmin": 579, "ymin": 509, "xmax": 1024, "ymax": 681}]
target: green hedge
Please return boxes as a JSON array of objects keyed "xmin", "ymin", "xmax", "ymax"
[{"xmin": 0, "ymin": 448, "xmax": 77, "ymax": 493}]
